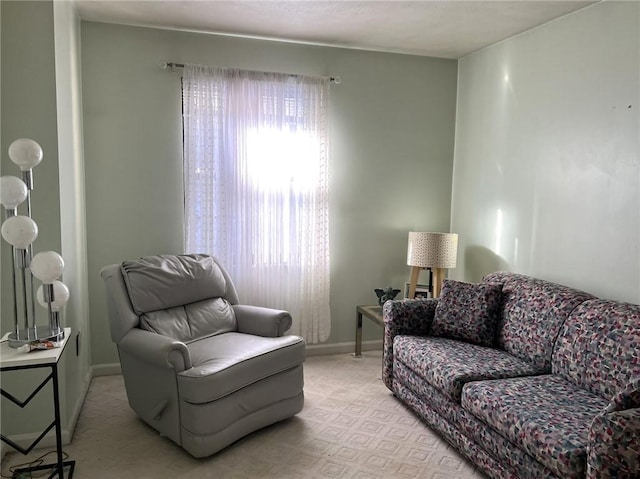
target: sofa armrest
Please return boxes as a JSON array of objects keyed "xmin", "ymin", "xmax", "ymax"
[
  {"xmin": 605, "ymin": 378, "xmax": 640, "ymax": 413},
  {"xmin": 587, "ymin": 407, "xmax": 640, "ymax": 478},
  {"xmin": 382, "ymin": 298, "xmax": 438, "ymax": 390},
  {"xmin": 119, "ymin": 328, "xmax": 192, "ymax": 372},
  {"xmin": 233, "ymin": 304, "xmax": 292, "ymax": 337}
]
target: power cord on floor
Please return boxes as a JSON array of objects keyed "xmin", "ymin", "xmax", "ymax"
[{"xmin": 0, "ymin": 450, "xmax": 69, "ymax": 478}]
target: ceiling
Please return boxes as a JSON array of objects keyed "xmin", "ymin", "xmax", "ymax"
[{"xmin": 75, "ymin": 0, "xmax": 598, "ymax": 59}]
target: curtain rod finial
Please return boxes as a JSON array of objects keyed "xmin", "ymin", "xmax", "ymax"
[{"xmin": 159, "ymin": 60, "xmax": 168, "ymax": 70}]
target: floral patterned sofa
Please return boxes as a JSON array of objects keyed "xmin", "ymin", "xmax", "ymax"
[{"xmin": 383, "ymin": 272, "xmax": 640, "ymax": 479}]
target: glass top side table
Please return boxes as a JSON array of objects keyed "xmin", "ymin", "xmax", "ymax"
[{"xmin": 354, "ymin": 305, "xmax": 384, "ymax": 357}]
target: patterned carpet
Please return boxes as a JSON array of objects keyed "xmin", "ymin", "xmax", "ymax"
[{"xmin": 2, "ymin": 351, "xmax": 485, "ymax": 478}]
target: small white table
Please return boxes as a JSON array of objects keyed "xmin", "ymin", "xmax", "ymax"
[{"xmin": 0, "ymin": 327, "xmax": 75, "ymax": 478}]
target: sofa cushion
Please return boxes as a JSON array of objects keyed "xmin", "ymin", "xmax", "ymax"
[
  {"xmin": 121, "ymin": 254, "xmax": 228, "ymax": 315},
  {"xmin": 482, "ymin": 272, "xmax": 594, "ymax": 371},
  {"xmin": 432, "ymin": 279, "xmax": 502, "ymax": 346},
  {"xmin": 178, "ymin": 332, "xmax": 305, "ymax": 403},
  {"xmin": 553, "ymin": 299, "xmax": 640, "ymax": 401},
  {"xmin": 140, "ymin": 297, "xmax": 237, "ymax": 341},
  {"xmin": 391, "ymin": 366, "xmax": 559, "ymax": 479},
  {"xmin": 394, "ymin": 335, "xmax": 541, "ymax": 402},
  {"xmin": 462, "ymin": 375, "xmax": 609, "ymax": 478}
]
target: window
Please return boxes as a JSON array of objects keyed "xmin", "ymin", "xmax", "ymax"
[{"xmin": 182, "ymin": 65, "xmax": 331, "ymax": 343}]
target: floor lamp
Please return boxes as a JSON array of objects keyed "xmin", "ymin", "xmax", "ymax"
[
  {"xmin": 1, "ymin": 138, "xmax": 69, "ymax": 347},
  {"xmin": 406, "ymin": 232, "xmax": 458, "ymax": 299}
]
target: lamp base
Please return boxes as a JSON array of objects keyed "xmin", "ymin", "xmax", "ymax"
[{"xmin": 7, "ymin": 326, "xmax": 65, "ymax": 349}]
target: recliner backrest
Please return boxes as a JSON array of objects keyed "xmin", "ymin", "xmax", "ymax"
[
  {"xmin": 121, "ymin": 254, "xmax": 236, "ymax": 313},
  {"xmin": 102, "ymin": 254, "xmax": 242, "ymax": 343}
]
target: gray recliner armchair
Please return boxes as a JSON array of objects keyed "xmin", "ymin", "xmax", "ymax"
[{"xmin": 100, "ymin": 253, "xmax": 305, "ymax": 458}]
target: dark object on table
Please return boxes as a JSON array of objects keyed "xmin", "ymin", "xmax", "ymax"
[{"xmin": 374, "ymin": 287, "xmax": 401, "ymax": 306}]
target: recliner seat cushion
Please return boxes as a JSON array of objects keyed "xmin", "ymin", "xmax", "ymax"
[
  {"xmin": 394, "ymin": 335, "xmax": 541, "ymax": 402},
  {"xmin": 178, "ymin": 332, "xmax": 305, "ymax": 403},
  {"xmin": 462, "ymin": 375, "xmax": 609, "ymax": 478},
  {"xmin": 121, "ymin": 254, "xmax": 229, "ymax": 314}
]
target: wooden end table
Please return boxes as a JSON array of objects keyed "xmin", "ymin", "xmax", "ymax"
[{"xmin": 354, "ymin": 305, "xmax": 384, "ymax": 357}]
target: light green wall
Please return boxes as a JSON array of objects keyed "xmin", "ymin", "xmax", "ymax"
[
  {"xmin": 1, "ymin": 2, "xmax": 61, "ymax": 324},
  {"xmin": 1, "ymin": 0, "xmax": 91, "ymax": 445},
  {"xmin": 81, "ymin": 22, "xmax": 458, "ymax": 366},
  {"xmin": 451, "ymin": 1, "xmax": 640, "ymax": 303},
  {"xmin": 1, "ymin": 0, "xmax": 63, "ymax": 438}
]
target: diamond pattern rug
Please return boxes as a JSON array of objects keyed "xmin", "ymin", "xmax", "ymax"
[{"xmin": 2, "ymin": 351, "xmax": 485, "ymax": 478}]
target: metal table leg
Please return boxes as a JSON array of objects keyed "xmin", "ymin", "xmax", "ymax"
[{"xmin": 354, "ymin": 310, "xmax": 363, "ymax": 357}]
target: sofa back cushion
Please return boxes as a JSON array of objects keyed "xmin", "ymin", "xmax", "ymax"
[
  {"xmin": 553, "ymin": 299, "xmax": 640, "ymax": 401},
  {"xmin": 432, "ymin": 279, "xmax": 503, "ymax": 347},
  {"xmin": 483, "ymin": 272, "xmax": 594, "ymax": 372}
]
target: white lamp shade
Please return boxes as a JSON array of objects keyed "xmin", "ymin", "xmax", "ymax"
[
  {"xmin": 31, "ymin": 251, "xmax": 65, "ymax": 283},
  {"xmin": 37, "ymin": 280, "xmax": 70, "ymax": 311},
  {"xmin": 8, "ymin": 138, "xmax": 43, "ymax": 171},
  {"xmin": 1, "ymin": 215, "xmax": 38, "ymax": 249},
  {"xmin": 407, "ymin": 232, "xmax": 458, "ymax": 269},
  {"xmin": 0, "ymin": 176, "xmax": 28, "ymax": 210}
]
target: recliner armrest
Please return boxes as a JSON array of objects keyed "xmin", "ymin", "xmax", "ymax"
[
  {"xmin": 233, "ymin": 305, "xmax": 292, "ymax": 337},
  {"xmin": 119, "ymin": 328, "xmax": 192, "ymax": 372}
]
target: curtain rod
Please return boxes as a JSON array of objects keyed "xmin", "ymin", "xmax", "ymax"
[{"xmin": 160, "ymin": 61, "xmax": 341, "ymax": 84}]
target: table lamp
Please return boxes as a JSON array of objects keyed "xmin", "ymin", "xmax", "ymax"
[{"xmin": 407, "ymin": 232, "xmax": 458, "ymax": 298}]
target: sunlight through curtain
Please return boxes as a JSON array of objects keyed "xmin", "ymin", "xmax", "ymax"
[{"xmin": 183, "ymin": 65, "xmax": 331, "ymax": 343}]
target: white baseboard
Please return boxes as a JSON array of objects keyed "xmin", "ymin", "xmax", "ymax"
[
  {"xmin": 67, "ymin": 369, "xmax": 93, "ymax": 436},
  {"xmin": 306, "ymin": 339, "xmax": 382, "ymax": 356},
  {"xmin": 0, "ymin": 368, "xmax": 93, "ymax": 461},
  {"xmin": 0, "ymin": 430, "xmax": 70, "ymax": 455},
  {"xmin": 92, "ymin": 363, "xmax": 121, "ymax": 376},
  {"xmin": 0, "ymin": 421, "xmax": 75, "ymax": 458}
]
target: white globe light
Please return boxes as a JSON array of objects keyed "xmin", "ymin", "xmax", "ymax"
[
  {"xmin": 31, "ymin": 251, "xmax": 65, "ymax": 283},
  {"xmin": 0, "ymin": 176, "xmax": 28, "ymax": 210},
  {"xmin": 1, "ymin": 215, "xmax": 38, "ymax": 249},
  {"xmin": 8, "ymin": 138, "xmax": 43, "ymax": 171},
  {"xmin": 37, "ymin": 280, "xmax": 70, "ymax": 311}
]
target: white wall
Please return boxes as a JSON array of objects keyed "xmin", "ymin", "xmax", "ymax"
[
  {"xmin": 451, "ymin": 1, "xmax": 640, "ymax": 303},
  {"xmin": 53, "ymin": 0, "xmax": 92, "ymax": 438}
]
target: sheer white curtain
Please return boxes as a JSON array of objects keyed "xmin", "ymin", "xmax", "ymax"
[{"xmin": 182, "ymin": 65, "xmax": 331, "ymax": 343}]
